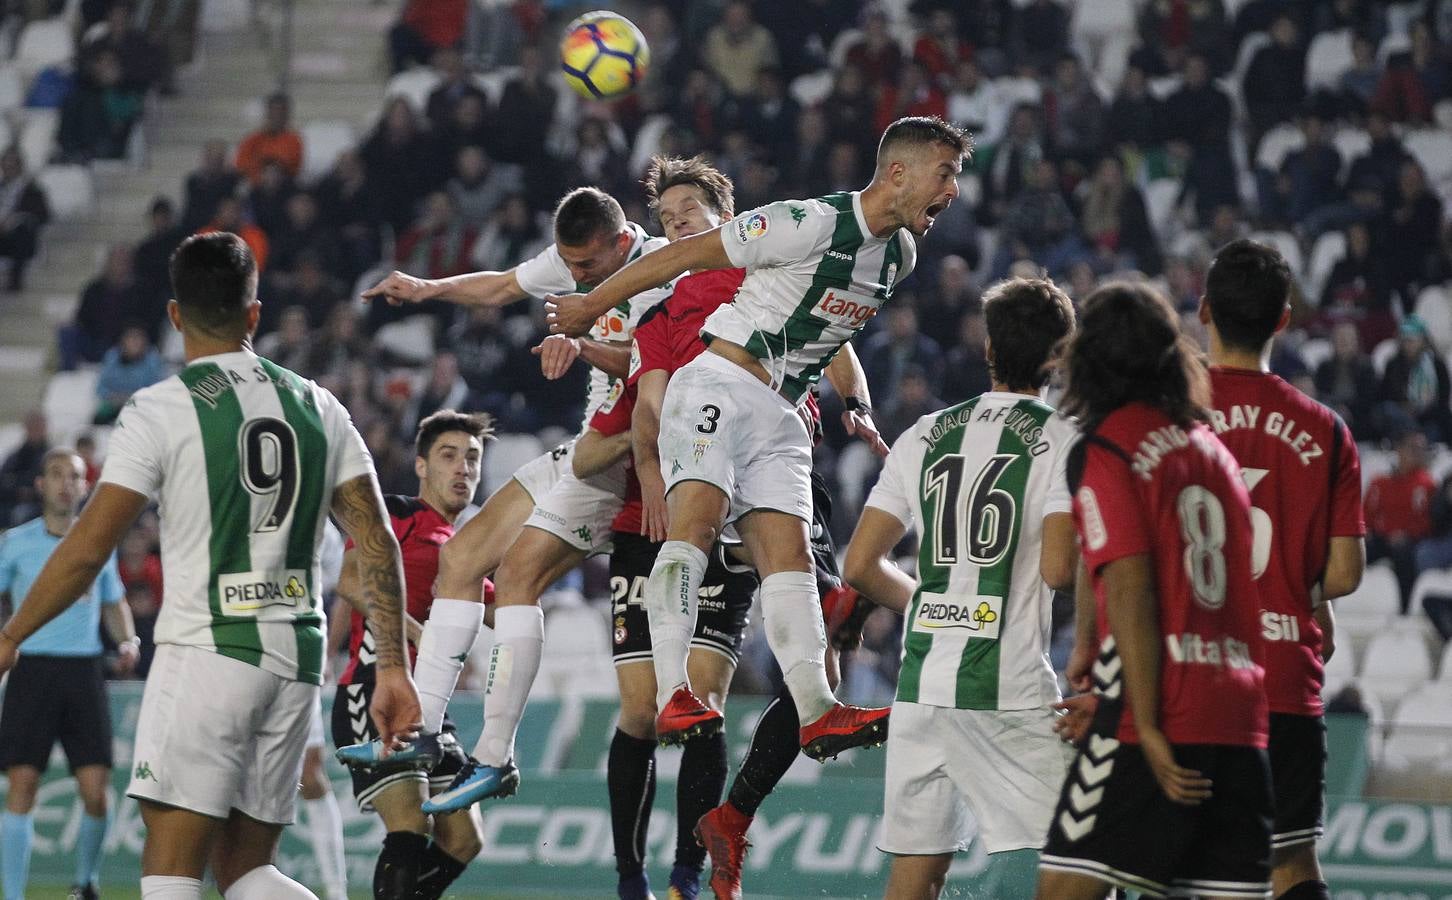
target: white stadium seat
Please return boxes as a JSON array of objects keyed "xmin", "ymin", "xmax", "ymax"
[
  {"xmin": 1321, "ymin": 636, "xmax": 1357, "ymax": 697},
  {"xmin": 1305, "ymin": 29, "xmax": 1355, "ymax": 91},
  {"xmin": 1254, "ymin": 123, "xmax": 1303, "ymax": 172},
  {"xmin": 1248, "ymin": 231, "xmax": 1302, "ymax": 279},
  {"xmin": 19, "ymin": 109, "xmax": 58, "ymax": 172},
  {"xmin": 42, "ymin": 368, "xmax": 98, "ymax": 439},
  {"xmin": 35, "ymin": 164, "xmax": 93, "ymax": 219},
  {"xmin": 0, "ymin": 64, "xmax": 25, "ymax": 113},
  {"xmin": 1332, "ymin": 128, "xmax": 1370, "ymax": 180},
  {"xmin": 1371, "ymin": 338, "xmax": 1398, "ymax": 377},
  {"xmin": 482, "ymin": 433, "xmax": 544, "ymax": 497},
  {"xmin": 1337, "ymin": 561, "xmax": 1401, "ymax": 649},
  {"xmin": 1360, "ymin": 628, "xmax": 1434, "ymax": 714},
  {"xmin": 1305, "ymin": 231, "xmax": 1346, "ymax": 305},
  {"xmin": 299, "ymin": 119, "xmax": 356, "ymax": 183},
  {"xmin": 1439, "ymin": 640, "xmax": 1452, "ymax": 682},
  {"xmin": 1298, "ymin": 337, "xmax": 1333, "ymax": 373},
  {"xmin": 1378, "ymin": 682, "xmax": 1452, "ymax": 775},
  {"xmin": 384, "ymin": 68, "xmax": 441, "ymax": 114},
  {"xmin": 14, "ymin": 18, "xmax": 73, "ymax": 85},
  {"xmin": 1414, "ymin": 285, "xmax": 1452, "ymax": 355}
]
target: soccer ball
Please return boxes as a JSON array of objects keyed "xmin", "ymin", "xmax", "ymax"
[{"xmin": 559, "ymin": 11, "xmax": 650, "ymax": 100}]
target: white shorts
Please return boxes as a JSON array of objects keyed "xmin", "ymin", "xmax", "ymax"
[
  {"xmin": 511, "ymin": 441, "xmax": 573, "ymax": 502},
  {"xmin": 524, "ymin": 459, "xmax": 627, "ymax": 555},
  {"xmin": 128, "ymin": 644, "xmax": 317, "ymax": 825},
  {"xmin": 658, "ymin": 352, "xmax": 813, "ymax": 524},
  {"xmin": 880, "ymin": 702, "xmax": 1071, "ymax": 856}
]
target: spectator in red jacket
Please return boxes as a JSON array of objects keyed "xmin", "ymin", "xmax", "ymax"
[
  {"xmin": 390, "ymin": 0, "xmax": 467, "ymax": 73},
  {"xmin": 1366, "ymin": 429, "xmax": 1438, "ymax": 608}
]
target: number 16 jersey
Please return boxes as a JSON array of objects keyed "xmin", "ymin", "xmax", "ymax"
[
  {"xmin": 100, "ymin": 350, "xmax": 374, "ymax": 685},
  {"xmin": 866, "ymin": 392, "xmax": 1077, "ymax": 711}
]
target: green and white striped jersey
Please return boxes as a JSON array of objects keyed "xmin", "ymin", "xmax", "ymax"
[
  {"xmin": 99, "ymin": 350, "xmax": 374, "ymax": 685},
  {"xmin": 514, "ymin": 221, "xmax": 672, "ymax": 431},
  {"xmin": 866, "ymin": 393, "xmax": 1076, "ymax": 710},
  {"xmin": 711, "ymin": 192, "xmax": 916, "ymax": 402}
]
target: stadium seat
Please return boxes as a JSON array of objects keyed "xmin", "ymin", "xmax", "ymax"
[
  {"xmin": 992, "ymin": 75, "xmax": 1043, "ymax": 110},
  {"xmin": 299, "ymin": 119, "xmax": 356, "ymax": 183},
  {"xmin": 1248, "ymin": 230, "xmax": 1302, "ymax": 279},
  {"xmin": 14, "ymin": 18, "xmax": 73, "ymax": 86},
  {"xmin": 42, "ymin": 368, "xmax": 98, "ymax": 439},
  {"xmin": 1231, "ymin": 32, "xmax": 1270, "ymax": 87},
  {"xmin": 372, "ymin": 315, "xmax": 434, "ymax": 365},
  {"xmin": 1254, "ymin": 123, "xmax": 1303, "ymax": 172},
  {"xmin": 1378, "ymin": 682, "xmax": 1452, "ymax": 775},
  {"xmin": 1305, "ymin": 231, "xmax": 1347, "ymax": 305},
  {"xmin": 1436, "ymin": 99, "xmax": 1452, "ymax": 132},
  {"xmin": 1371, "ymin": 338, "xmax": 1398, "ymax": 377},
  {"xmin": 0, "ymin": 422, "xmax": 22, "ymax": 463},
  {"xmin": 789, "ymin": 70, "xmax": 834, "ymax": 108},
  {"xmin": 827, "ymin": 28, "xmax": 863, "ymax": 71},
  {"xmin": 35, "ymin": 164, "xmax": 93, "ymax": 219},
  {"xmin": 1305, "ymin": 29, "xmax": 1355, "ymax": 91},
  {"xmin": 1332, "ymin": 128, "xmax": 1370, "ymax": 180},
  {"xmin": 1298, "ymin": 337, "xmax": 1332, "ymax": 372},
  {"xmin": 199, "ymin": 0, "xmax": 249, "ymax": 33},
  {"xmin": 1321, "ymin": 635, "xmax": 1356, "ymax": 697},
  {"xmin": 0, "ymin": 64, "xmax": 24, "ymax": 113},
  {"xmin": 1404, "ymin": 130, "xmax": 1452, "ymax": 189},
  {"xmin": 1070, "ymin": 0, "xmax": 1135, "ymax": 92},
  {"xmin": 538, "ymin": 602, "xmax": 616, "ymax": 699},
  {"xmin": 1429, "ymin": 445, "xmax": 1452, "ymax": 485},
  {"xmin": 1337, "ymin": 561, "xmax": 1400, "ymax": 650},
  {"xmin": 1146, "ymin": 75, "xmax": 1181, "ymax": 100},
  {"xmin": 1360, "ymin": 627, "xmax": 1435, "ymax": 714},
  {"xmin": 481, "ymin": 433, "xmax": 543, "ymax": 496},
  {"xmin": 1377, "ymin": 32, "xmax": 1411, "ymax": 66},
  {"xmin": 1358, "ymin": 444, "xmax": 1395, "ymax": 490},
  {"xmin": 836, "ymin": 441, "xmax": 880, "ymax": 517},
  {"xmin": 1414, "ymin": 285, "xmax": 1452, "ymax": 355},
  {"xmin": 472, "ymin": 68, "xmax": 515, "ymax": 107},
  {"xmin": 384, "ymin": 68, "xmax": 441, "ymax": 114},
  {"xmin": 1439, "ymin": 640, "xmax": 1452, "ymax": 681},
  {"xmin": 18, "ymin": 109, "xmax": 57, "ymax": 172},
  {"xmin": 1144, "ymin": 178, "xmax": 1183, "ymax": 244}
]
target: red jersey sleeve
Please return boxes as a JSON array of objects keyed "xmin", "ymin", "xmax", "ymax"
[
  {"xmin": 1074, "ymin": 441, "xmax": 1152, "ymax": 574},
  {"xmin": 1330, "ymin": 418, "xmax": 1366, "ymax": 538},
  {"xmin": 629, "ymin": 311, "xmax": 672, "ymax": 387},
  {"xmin": 590, "ymin": 382, "xmax": 635, "ymax": 437}
]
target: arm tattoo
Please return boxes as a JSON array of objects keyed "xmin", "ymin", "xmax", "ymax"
[{"xmin": 331, "ymin": 475, "xmax": 408, "ymax": 670}]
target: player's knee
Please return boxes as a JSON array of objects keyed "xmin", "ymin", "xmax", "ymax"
[
  {"xmin": 436, "ymin": 540, "xmax": 487, "ymax": 602},
  {"xmin": 617, "ymin": 702, "xmax": 657, "ymax": 739},
  {"xmin": 298, "ymin": 775, "xmax": 326, "ymax": 800},
  {"xmin": 436, "ymin": 818, "xmax": 483, "ymax": 862},
  {"xmin": 5, "ymin": 769, "xmax": 39, "ymax": 810},
  {"xmin": 79, "ymin": 789, "xmax": 107, "ymax": 817}
]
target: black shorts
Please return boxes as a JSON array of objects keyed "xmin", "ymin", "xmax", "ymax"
[
  {"xmin": 1041, "ymin": 737, "xmax": 1273, "ymax": 898},
  {"xmin": 330, "ymin": 678, "xmax": 462, "ymax": 813},
  {"xmin": 1268, "ymin": 713, "xmax": 1326, "ymax": 849},
  {"xmin": 0, "ymin": 654, "xmax": 113, "ymax": 772},
  {"xmin": 609, "ymin": 531, "xmax": 757, "ymax": 665}
]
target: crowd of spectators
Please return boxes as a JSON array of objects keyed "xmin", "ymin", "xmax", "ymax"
[{"xmin": 19, "ymin": 0, "xmax": 1452, "ymax": 692}]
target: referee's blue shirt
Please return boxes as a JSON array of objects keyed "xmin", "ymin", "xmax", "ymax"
[{"xmin": 0, "ymin": 518, "xmax": 123, "ymax": 656}]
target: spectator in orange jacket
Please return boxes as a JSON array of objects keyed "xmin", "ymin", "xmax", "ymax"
[
  {"xmin": 198, "ymin": 197, "xmax": 269, "ymax": 273},
  {"xmin": 235, "ymin": 93, "xmax": 303, "ymax": 185}
]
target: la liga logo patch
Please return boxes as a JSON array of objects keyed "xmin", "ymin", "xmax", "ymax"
[{"xmin": 735, "ymin": 212, "xmax": 769, "ymax": 243}]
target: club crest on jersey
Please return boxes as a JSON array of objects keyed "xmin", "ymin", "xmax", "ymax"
[
  {"xmin": 912, "ymin": 593, "xmax": 1002, "ymax": 639},
  {"xmin": 735, "ymin": 213, "xmax": 769, "ymax": 243},
  {"xmin": 218, "ymin": 569, "xmax": 310, "ymax": 615},
  {"xmin": 813, "ymin": 289, "xmax": 879, "ymax": 329},
  {"xmin": 692, "ymin": 437, "xmax": 713, "ymax": 462}
]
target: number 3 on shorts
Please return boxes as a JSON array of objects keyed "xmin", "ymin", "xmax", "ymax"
[{"xmin": 697, "ymin": 404, "xmax": 721, "ymax": 434}]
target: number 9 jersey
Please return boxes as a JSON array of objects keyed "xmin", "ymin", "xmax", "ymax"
[
  {"xmin": 1069, "ymin": 402, "xmax": 1268, "ymax": 748},
  {"xmin": 99, "ymin": 350, "xmax": 375, "ymax": 686}
]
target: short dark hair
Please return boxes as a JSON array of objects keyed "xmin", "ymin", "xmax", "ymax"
[
  {"xmin": 876, "ymin": 115, "xmax": 972, "ymax": 168},
  {"xmin": 1062, "ymin": 281, "xmax": 1210, "ymax": 430},
  {"xmin": 553, "ymin": 187, "xmax": 626, "ymax": 247},
  {"xmin": 982, "ymin": 277, "xmax": 1076, "ymax": 391},
  {"xmin": 168, "ymin": 232, "xmax": 257, "ymax": 335},
  {"xmin": 644, "ymin": 155, "xmax": 735, "ymax": 217},
  {"xmin": 415, "ymin": 409, "xmax": 494, "ymax": 459},
  {"xmin": 1203, "ymin": 239, "xmax": 1292, "ymax": 352}
]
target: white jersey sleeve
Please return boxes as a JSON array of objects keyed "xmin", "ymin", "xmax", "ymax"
[
  {"xmin": 866, "ymin": 424, "xmax": 927, "ymax": 527},
  {"xmin": 513, "ymin": 243, "xmax": 576, "ymax": 298},
  {"xmin": 1042, "ymin": 414, "xmax": 1076, "ymax": 518},
  {"xmin": 721, "ymin": 200, "xmax": 833, "ymax": 270},
  {"xmin": 314, "ymin": 386, "xmax": 375, "ymax": 487},
  {"xmin": 100, "ymin": 393, "xmax": 169, "ymax": 500}
]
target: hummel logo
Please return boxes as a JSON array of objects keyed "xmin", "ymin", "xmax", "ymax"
[
  {"xmin": 1069, "ymin": 782, "xmax": 1104, "ymax": 813},
  {"xmin": 1058, "ymin": 810, "xmax": 1096, "ymax": 842},
  {"xmin": 1077, "ymin": 755, "xmax": 1113, "ymax": 787},
  {"xmin": 133, "ymin": 761, "xmax": 156, "ymax": 782}
]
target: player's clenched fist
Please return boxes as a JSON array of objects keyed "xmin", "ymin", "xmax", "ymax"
[
  {"xmin": 369, "ymin": 667, "xmax": 424, "ymax": 756},
  {"xmin": 545, "ymin": 293, "xmax": 595, "ymax": 337},
  {"xmin": 361, "ymin": 270, "xmax": 440, "ymax": 306},
  {"xmin": 532, "ymin": 334, "xmax": 582, "ymax": 380}
]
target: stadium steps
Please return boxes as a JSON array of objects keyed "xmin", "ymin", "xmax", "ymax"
[{"xmin": 0, "ymin": 0, "xmax": 391, "ymax": 426}]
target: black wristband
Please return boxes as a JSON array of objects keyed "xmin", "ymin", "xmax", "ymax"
[{"xmin": 844, "ymin": 396, "xmax": 871, "ymax": 414}]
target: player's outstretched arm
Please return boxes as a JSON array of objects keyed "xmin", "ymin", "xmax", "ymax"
[
  {"xmin": 573, "ymin": 427, "xmax": 632, "ymax": 480},
  {"xmin": 531, "ymin": 335, "xmax": 632, "ymax": 381},
  {"xmin": 632, "ymin": 368, "xmax": 670, "ymax": 542},
  {"xmin": 547, "ymin": 228, "xmax": 732, "ymax": 336},
  {"xmin": 331, "ymin": 473, "xmax": 422, "ymax": 749},
  {"xmin": 843, "ymin": 507, "xmax": 914, "ymax": 614},
  {"xmin": 0, "ymin": 484, "xmax": 147, "ymax": 674},
  {"xmin": 361, "ymin": 268, "xmax": 528, "ymax": 309},
  {"xmin": 333, "ymin": 545, "xmax": 424, "ymax": 646}
]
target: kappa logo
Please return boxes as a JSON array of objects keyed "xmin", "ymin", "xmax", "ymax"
[
  {"xmin": 824, "ymin": 249, "xmax": 854, "ymax": 262},
  {"xmin": 133, "ymin": 761, "xmax": 156, "ymax": 782},
  {"xmin": 789, "ymin": 205, "xmax": 806, "ymax": 228},
  {"xmin": 574, "ymin": 525, "xmax": 593, "ymax": 545}
]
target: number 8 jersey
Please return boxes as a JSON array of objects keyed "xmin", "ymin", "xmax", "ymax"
[
  {"xmin": 866, "ymin": 392, "xmax": 1077, "ymax": 711},
  {"xmin": 1070, "ymin": 401, "xmax": 1268, "ymax": 748},
  {"xmin": 99, "ymin": 350, "xmax": 375, "ymax": 685}
]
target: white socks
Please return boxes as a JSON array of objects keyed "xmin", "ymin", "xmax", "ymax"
[
  {"xmin": 223, "ymin": 864, "xmax": 317, "ymax": 899},
  {"xmin": 304, "ymin": 793, "xmax": 348, "ymax": 900},
  {"xmin": 140, "ymin": 875, "xmax": 203, "ymax": 899},
  {"xmin": 472, "ymin": 604, "xmax": 544, "ymax": 766},
  {"xmin": 761, "ymin": 571, "xmax": 835, "ymax": 723},
  {"xmin": 645, "ymin": 541, "xmax": 709, "ymax": 710},
  {"xmin": 414, "ymin": 598, "xmax": 485, "ymax": 732}
]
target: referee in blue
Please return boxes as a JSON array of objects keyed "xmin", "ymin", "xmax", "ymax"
[{"xmin": 0, "ymin": 447, "xmax": 138, "ymax": 900}]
